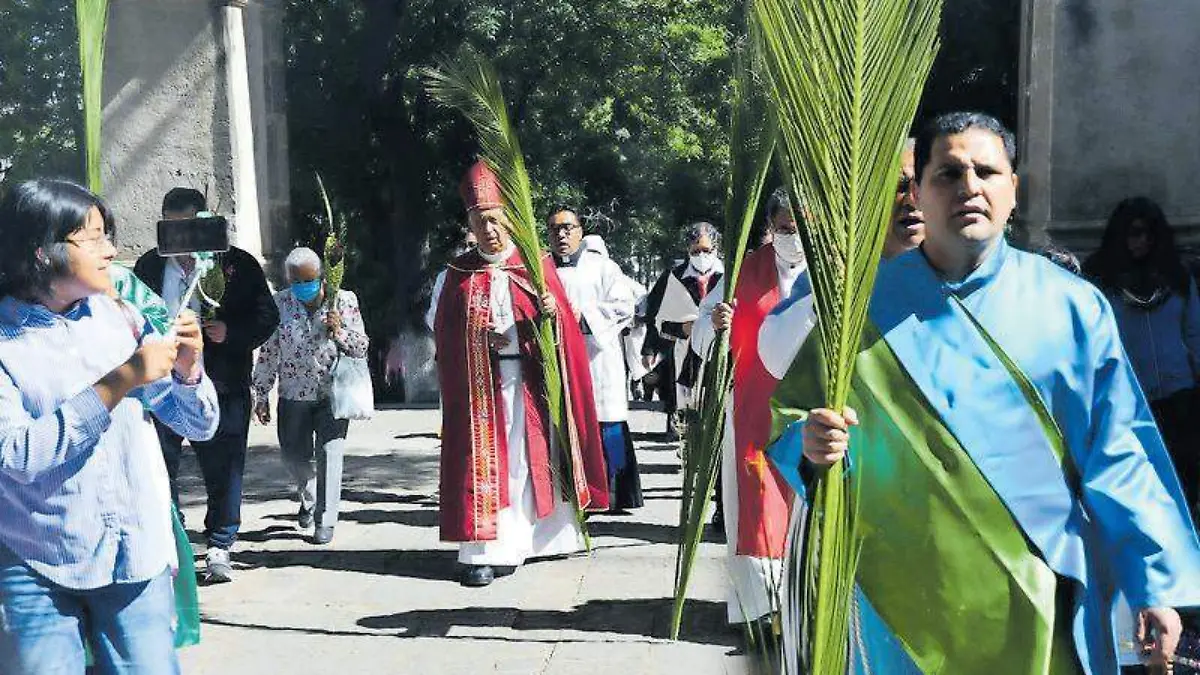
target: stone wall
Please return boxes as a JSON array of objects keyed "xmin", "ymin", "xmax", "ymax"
[
  {"xmin": 1021, "ymin": 0, "xmax": 1200, "ymax": 251},
  {"xmin": 101, "ymin": 0, "xmax": 289, "ymax": 264},
  {"xmin": 103, "ymin": 0, "xmax": 233, "ymax": 259}
]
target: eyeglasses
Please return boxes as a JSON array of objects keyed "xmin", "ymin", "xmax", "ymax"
[
  {"xmin": 550, "ymin": 223, "xmax": 581, "ymax": 234},
  {"xmin": 66, "ymin": 232, "xmax": 115, "ymax": 253}
]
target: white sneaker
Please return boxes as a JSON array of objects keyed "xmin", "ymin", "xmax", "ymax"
[{"xmin": 205, "ymin": 547, "xmax": 233, "ymax": 583}]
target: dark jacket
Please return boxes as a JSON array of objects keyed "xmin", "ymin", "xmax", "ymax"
[
  {"xmin": 134, "ymin": 246, "xmax": 280, "ymax": 393},
  {"xmin": 642, "ymin": 262, "xmax": 724, "ymax": 388}
]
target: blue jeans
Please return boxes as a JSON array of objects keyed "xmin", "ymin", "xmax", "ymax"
[
  {"xmin": 155, "ymin": 390, "xmax": 251, "ymax": 550},
  {"xmin": 0, "ymin": 548, "xmax": 179, "ymax": 675}
]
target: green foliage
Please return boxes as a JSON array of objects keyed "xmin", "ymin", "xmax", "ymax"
[
  {"xmin": 280, "ymin": 0, "xmax": 738, "ymax": 354},
  {"xmin": 0, "ymin": 1, "xmax": 85, "ymax": 185},
  {"xmin": 75, "ymin": 0, "xmax": 108, "ymax": 193},
  {"xmin": 751, "ymin": 0, "xmax": 941, "ymax": 671},
  {"xmin": 315, "ymin": 173, "xmax": 346, "ymax": 308},
  {"xmin": 671, "ymin": 46, "xmax": 776, "ymax": 641}
]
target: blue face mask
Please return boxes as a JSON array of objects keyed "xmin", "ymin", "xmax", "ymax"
[{"xmin": 291, "ymin": 279, "xmax": 322, "ymax": 303}]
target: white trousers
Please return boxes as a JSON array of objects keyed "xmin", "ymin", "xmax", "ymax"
[
  {"xmin": 722, "ymin": 404, "xmax": 783, "ymax": 623},
  {"xmin": 458, "ymin": 361, "xmax": 584, "ymax": 566}
]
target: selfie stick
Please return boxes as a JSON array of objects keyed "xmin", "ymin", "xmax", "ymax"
[{"xmin": 168, "ymin": 256, "xmax": 220, "ymax": 337}]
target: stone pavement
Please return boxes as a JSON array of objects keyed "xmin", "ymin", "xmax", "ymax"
[{"xmin": 175, "ymin": 408, "xmax": 755, "ymax": 674}]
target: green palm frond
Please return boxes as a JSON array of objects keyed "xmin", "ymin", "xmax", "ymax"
[
  {"xmin": 422, "ymin": 47, "xmax": 544, "ymax": 290},
  {"xmin": 422, "ymin": 47, "xmax": 583, "ymax": 525},
  {"xmin": 750, "ymin": 0, "xmax": 941, "ymax": 672},
  {"xmin": 316, "ymin": 173, "xmax": 346, "ymax": 307},
  {"xmin": 76, "ymin": 0, "xmax": 110, "ymax": 193},
  {"xmin": 671, "ymin": 46, "xmax": 777, "ymax": 641}
]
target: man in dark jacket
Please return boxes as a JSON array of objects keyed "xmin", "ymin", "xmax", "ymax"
[{"xmin": 134, "ymin": 188, "xmax": 279, "ymax": 582}]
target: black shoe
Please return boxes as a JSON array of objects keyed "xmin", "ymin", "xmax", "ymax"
[
  {"xmin": 298, "ymin": 507, "xmax": 314, "ymax": 530},
  {"xmin": 311, "ymin": 526, "xmax": 334, "ymax": 545},
  {"xmin": 461, "ymin": 565, "xmax": 495, "ymax": 587},
  {"xmin": 493, "ymin": 565, "xmax": 517, "ymax": 577}
]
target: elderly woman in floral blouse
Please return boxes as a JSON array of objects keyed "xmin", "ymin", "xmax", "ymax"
[{"xmin": 252, "ymin": 247, "xmax": 368, "ymax": 545}]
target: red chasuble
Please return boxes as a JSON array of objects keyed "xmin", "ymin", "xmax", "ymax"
[
  {"xmin": 434, "ymin": 248, "xmax": 610, "ymax": 542},
  {"xmin": 729, "ymin": 244, "xmax": 794, "ymax": 558}
]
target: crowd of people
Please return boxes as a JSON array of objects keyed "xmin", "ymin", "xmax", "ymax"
[{"xmin": 0, "ymin": 111, "xmax": 1197, "ymax": 673}]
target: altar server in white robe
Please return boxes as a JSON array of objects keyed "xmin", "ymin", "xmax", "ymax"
[{"xmin": 551, "ymin": 212, "xmax": 644, "ymax": 511}]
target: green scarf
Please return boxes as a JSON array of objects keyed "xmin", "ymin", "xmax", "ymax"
[
  {"xmin": 109, "ymin": 264, "xmax": 201, "ymax": 649},
  {"xmin": 772, "ymin": 323, "xmax": 1080, "ymax": 673}
]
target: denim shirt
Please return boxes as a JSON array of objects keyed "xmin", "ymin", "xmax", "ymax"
[
  {"xmin": 1107, "ymin": 279, "xmax": 1200, "ymax": 402},
  {"xmin": 0, "ymin": 294, "xmax": 219, "ymax": 590}
]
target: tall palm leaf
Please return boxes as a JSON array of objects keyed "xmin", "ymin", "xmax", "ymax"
[
  {"xmin": 76, "ymin": 0, "xmax": 109, "ymax": 192},
  {"xmin": 422, "ymin": 47, "xmax": 583, "ymax": 523},
  {"xmin": 750, "ymin": 0, "xmax": 940, "ymax": 672},
  {"xmin": 671, "ymin": 46, "xmax": 776, "ymax": 640},
  {"xmin": 316, "ymin": 173, "xmax": 347, "ymax": 309}
]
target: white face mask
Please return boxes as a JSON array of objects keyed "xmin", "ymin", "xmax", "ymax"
[
  {"xmin": 689, "ymin": 252, "xmax": 717, "ymax": 274},
  {"xmin": 773, "ymin": 232, "xmax": 805, "ymax": 264}
]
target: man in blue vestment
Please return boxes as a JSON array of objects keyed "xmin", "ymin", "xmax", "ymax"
[{"xmin": 768, "ymin": 112, "xmax": 1200, "ymax": 673}]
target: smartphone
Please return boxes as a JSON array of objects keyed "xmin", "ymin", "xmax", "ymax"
[{"xmin": 156, "ymin": 216, "xmax": 231, "ymax": 256}]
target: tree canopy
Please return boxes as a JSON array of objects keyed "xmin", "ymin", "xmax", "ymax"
[{"xmin": 0, "ymin": 0, "xmax": 1019, "ymax": 346}]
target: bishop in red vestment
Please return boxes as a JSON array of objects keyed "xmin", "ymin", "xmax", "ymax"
[{"xmin": 432, "ymin": 162, "xmax": 609, "ymax": 587}]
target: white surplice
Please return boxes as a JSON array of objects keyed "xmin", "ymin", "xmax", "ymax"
[
  {"xmin": 555, "ymin": 250, "xmax": 638, "ymax": 423},
  {"xmin": 692, "ymin": 254, "xmax": 808, "ymax": 623},
  {"xmin": 430, "ymin": 251, "xmax": 585, "ymax": 567}
]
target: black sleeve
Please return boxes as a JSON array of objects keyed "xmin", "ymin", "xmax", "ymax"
[
  {"xmin": 132, "ymin": 250, "xmax": 162, "ymax": 294},
  {"xmin": 218, "ymin": 250, "xmax": 280, "ymax": 352},
  {"xmin": 659, "ymin": 321, "xmax": 689, "ymax": 340}
]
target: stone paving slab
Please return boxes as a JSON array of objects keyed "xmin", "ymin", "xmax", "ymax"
[{"xmin": 175, "ymin": 409, "xmax": 752, "ymax": 674}]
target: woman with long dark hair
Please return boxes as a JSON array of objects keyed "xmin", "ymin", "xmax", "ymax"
[
  {"xmin": 0, "ymin": 179, "xmax": 219, "ymax": 673},
  {"xmin": 1084, "ymin": 196, "xmax": 1200, "ymax": 511}
]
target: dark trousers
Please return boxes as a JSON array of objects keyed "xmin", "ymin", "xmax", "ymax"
[
  {"xmin": 1150, "ymin": 388, "xmax": 1200, "ymax": 513},
  {"xmin": 155, "ymin": 391, "xmax": 251, "ymax": 550},
  {"xmin": 277, "ymin": 398, "xmax": 349, "ymax": 529}
]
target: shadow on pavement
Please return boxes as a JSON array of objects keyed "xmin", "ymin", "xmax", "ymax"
[
  {"xmin": 585, "ymin": 520, "xmax": 721, "ymax": 545},
  {"xmin": 337, "ymin": 508, "xmax": 439, "ymax": 528},
  {"xmin": 177, "ymin": 446, "xmax": 440, "ymax": 508},
  {"xmin": 230, "ymin": 548, "xmax": 459, "ymax": 581},
  {"xmin": 393, "ymin": 432, "xmax": 440, "ymax": 440},
  {"xmin": 340, "ymin": 489, "xmax": 437, "ymax": 506},
  {"xmin": 356, "ymin": 598, "xmax": 736, "ymax": 647},
  {"xmin": 638, "ymin": 462, "xmax": 682, "ymax": 475},
  {"xmin": 199, "ymin": 616, "xmax": 648, "ymax": 645}
]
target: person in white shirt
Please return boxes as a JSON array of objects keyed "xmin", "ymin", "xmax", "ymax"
[{"xmin": 550, "ymin": 211, "xmax": 643, "ymax": 511}]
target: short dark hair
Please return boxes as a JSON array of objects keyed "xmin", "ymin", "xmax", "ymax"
[
  {"xmin": 766, "ymin": 188, "xmax": 792, "ymax": 221},
  {"xmin": 162, "ymin": 187, "xmax": 207, "ymax": 216},
  {"xmin": 546, "ymin": 206, "xmax": 580, "ymax": 227},
  {"xmin": 0, "ymin": 179, "xmax": 115, "ymax": 298},
  {"xmin": 914, "ymin": 112, "xmax": 1017, "ymax": 182}
]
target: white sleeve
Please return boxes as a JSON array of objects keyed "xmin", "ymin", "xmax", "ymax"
[
  {"xmin": 758, "ymin": 282, "xmax": 818, "ymax": 380},
  {"xmin": 689, "ymin": 277, "xmax": 726, "ymax": 361},
  {"xmin": 425, "ymin": 270, "xmax": 447, "ymax": 333},
  {"xmin": 578, "ymin": 260, "xmax": 638, "ymax": 339}
]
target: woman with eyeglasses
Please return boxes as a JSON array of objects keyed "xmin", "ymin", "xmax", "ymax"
[
  {"xmin": 1084, "ymin": 196, "xmax": 1200, "ymax": 512},
  {"xmin": 0, "ymin": 179, "xmax": 219, "ymax": 674}
]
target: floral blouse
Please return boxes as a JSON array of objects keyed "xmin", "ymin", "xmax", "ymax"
[{"xmin": 252, "ymin": 288, "xmax": 369, "ymax": 403}]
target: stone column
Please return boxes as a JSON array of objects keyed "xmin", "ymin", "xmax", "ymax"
[
  {"xmin": 221, "ymin": 0, "xmax": 263, "ymax": 259},
  {"xmin": 1019, "ymin": 0, "xmax": 1200, "ymax": 251},
  {"xmin": 101, "ymin": 0, "xmax": 289, "ymax": 262}
]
